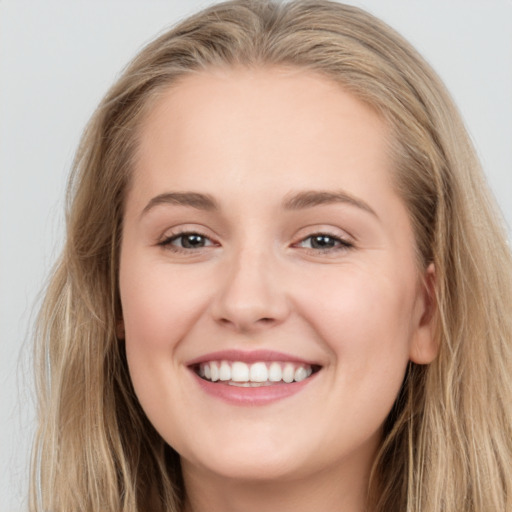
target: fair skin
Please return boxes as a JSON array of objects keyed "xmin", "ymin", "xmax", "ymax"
[{"xmin": 119, "ymin": 67, "xmax": 437, "ymax": 512}]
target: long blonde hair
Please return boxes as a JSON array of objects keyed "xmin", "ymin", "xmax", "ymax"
[{"xmin": 31, "ymin": 1, "xmax": 512, "ymax": 511}]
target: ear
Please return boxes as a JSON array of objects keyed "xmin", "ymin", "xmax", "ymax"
[
  {"xmin": 116, "ymin": 318, "xmax": 125, "ymax": 340},
  {"xmin": 409, "ymin": 263, "xmax": 438, "ymax": 364}
]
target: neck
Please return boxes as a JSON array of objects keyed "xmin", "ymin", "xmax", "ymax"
[{"xmin": 181, "ymin": 453, "xmax": 375, "ymax": 512}]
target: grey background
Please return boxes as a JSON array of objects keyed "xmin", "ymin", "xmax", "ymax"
[{"xmin": 1, "ymin": 1, "xmax": 511, "ymax": 510}]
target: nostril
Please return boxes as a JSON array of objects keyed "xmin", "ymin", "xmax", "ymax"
[{"xmin": 216, "ymin": 315, "xmax": 277, "ymax": 332}]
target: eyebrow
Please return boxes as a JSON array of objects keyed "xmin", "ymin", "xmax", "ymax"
[
  {"xmin": 283, "ymin": 190, "xmax": 378, "ymax": 218},
  {"xmin": 140, "ymin": 189, "xmax": 377, "ymax": 219},
  {"xmin": 141, "ymin": 192, "xmax": 218, "ymax": 217}
]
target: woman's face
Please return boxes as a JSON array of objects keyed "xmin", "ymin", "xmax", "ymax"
[{"xmin": 119, "ymin": 67, "xmax": 436, "ymax": 485}]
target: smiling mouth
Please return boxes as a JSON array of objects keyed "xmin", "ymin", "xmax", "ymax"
[{"xmin": 193, "ymin": 360, "xmax": 321, "ymax": 387}]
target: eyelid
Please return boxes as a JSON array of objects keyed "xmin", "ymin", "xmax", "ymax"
[
  {"xmin": 155, "ymin": 224, "xmax": 355, "ymax": 254},
  {"xmin": 290, "ymin": 226, "xmax": 356, "ymax": 255},
  {"xmin": 296, "ymin": 234, "xmax": 353, "ymax": 249},
  {"xmin": 157, "ymin": 226, "xmax": 220, "ymax": 251},
  {"xmin": 167, "ymin": 233, "xmax": 214, "ymax": 246},
  {"xmin": 293, "ymin": 224, "xmax": 354, "ymax": 242}
]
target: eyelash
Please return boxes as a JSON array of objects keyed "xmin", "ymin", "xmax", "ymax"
[
  {"xmin": 295, "ymin": 233, "xmax": 354, "ymax": 253},
  {"xmin": 158, "ymin": 231, "xmax": 216, "ymax": 252},
  {"xmin": 158, "ymin": 230, "xmax": 353, "ymax": 254}
]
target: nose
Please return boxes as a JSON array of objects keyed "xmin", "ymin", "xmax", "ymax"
[{"xmin": 210, "ymin": 247, "xmax": 290, "ymax": 333}]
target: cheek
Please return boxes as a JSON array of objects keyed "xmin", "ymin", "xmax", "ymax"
[
  {"xmin": 120, "ymin": 257, "xmax": 211, "ymax": 352},
  {"xmin": 119, "ymin": 258, "xmax": 207, "ymax": 431},
  {"xmin": 121, "ymin": 275, "xmax": 176, "ymax": 353},
  {"xmin": 118, "ymin": 258, "xmax": 198, "ymax": 409},
  {"xmin": 298, "ymin": 264, "xmax": 416, "ymax": 379}
]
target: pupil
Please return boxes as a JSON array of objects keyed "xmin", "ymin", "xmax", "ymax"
[
  {"xmin": 311, "ymin": 235, "xmax": 335, "ymax": 248},
  {"xmin": 183, "ymin": 234, "xmax": 205, "ymax": 248}
]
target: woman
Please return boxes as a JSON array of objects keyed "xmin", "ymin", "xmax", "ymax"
[{"xmin": 31, "ymin": 1, "xmax": 512, "ymax": 511}]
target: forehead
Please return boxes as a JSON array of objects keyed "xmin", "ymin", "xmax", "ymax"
[
  {"xmin": 133, "ymin": 66, "xmax": 393, "ymax": 196},
  {"xmin": 139, "ymin": 66, "xmax": 386, "ymax": 141}
]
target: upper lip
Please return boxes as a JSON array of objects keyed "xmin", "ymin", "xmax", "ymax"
[{"xmin": 185, "ymin": 349, "xmax": 320, "ymax": 367}]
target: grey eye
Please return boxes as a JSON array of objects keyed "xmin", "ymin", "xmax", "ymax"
[
  {"xmin": 162, "ymin": 232, "xmax": 215, "ymax": 250},
  {"xmin": 297, "ymin": 234, "xmax": 353, "ymax": 252},
  {"xmin": 173, "ymin": 233, "xmax": 210, "ymax": 248},
  {"xmin": 307, "ymin": 235, "xmax": 338, "ymax": 249}
]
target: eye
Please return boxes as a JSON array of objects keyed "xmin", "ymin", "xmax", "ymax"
[
  {"xmin": 297, "ymin": 233, "xmax": 353, "ymax": 251},
  {"xmin": 159, "ymin": 231, "xmax": 216, "ymax": 250}
]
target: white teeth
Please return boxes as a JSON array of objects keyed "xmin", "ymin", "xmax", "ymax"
[
  {"xmin": 249, "ymin": 362, "xmax": 268, "ymax": 382},
  {"xmin": 219, "ymin": 360, "xmax": 231, "ymax": 381},
  {"xmin": 228, "ymin": 381, "xmax": 272, "ymax": 387},
  {"xmin": 210, "ymin": 361, "xmax": 219, "ymax": 382},
  {"xmin": 198, "ymin": 360, "xmax": 315, "ymax": 384},
  {"xmin": 282, "ymin": 363, "xmax": 295, "ymax": 383},
  {"xmin": 268, "ymin": 362, "xmax": 282, "ymax": 382},
  {"xmin": 231, "ymin": 361, "xmax": 250, "ymax": 382},
  {"xmin": 294, "ymin": 366, "xmax": 308, "ymax": 382}
]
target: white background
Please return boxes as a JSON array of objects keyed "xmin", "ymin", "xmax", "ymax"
[{"xmin": 1, "ymin": 1, "xmax": 511, "ymax": 510}]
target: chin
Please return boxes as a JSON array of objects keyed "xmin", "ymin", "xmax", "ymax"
[{"xmin": 182, "ymin": 440, "xmax": 311, "ymax": 483}]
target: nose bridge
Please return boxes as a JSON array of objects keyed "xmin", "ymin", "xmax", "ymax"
[{"xmin": 212, "ymin": 241, "xmax": 289, "ymax": 331}]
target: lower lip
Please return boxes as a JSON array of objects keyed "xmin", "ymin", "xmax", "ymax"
[{"xmin": 191, "ymin": 371, "xmax": 318, "ymax": 406}]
